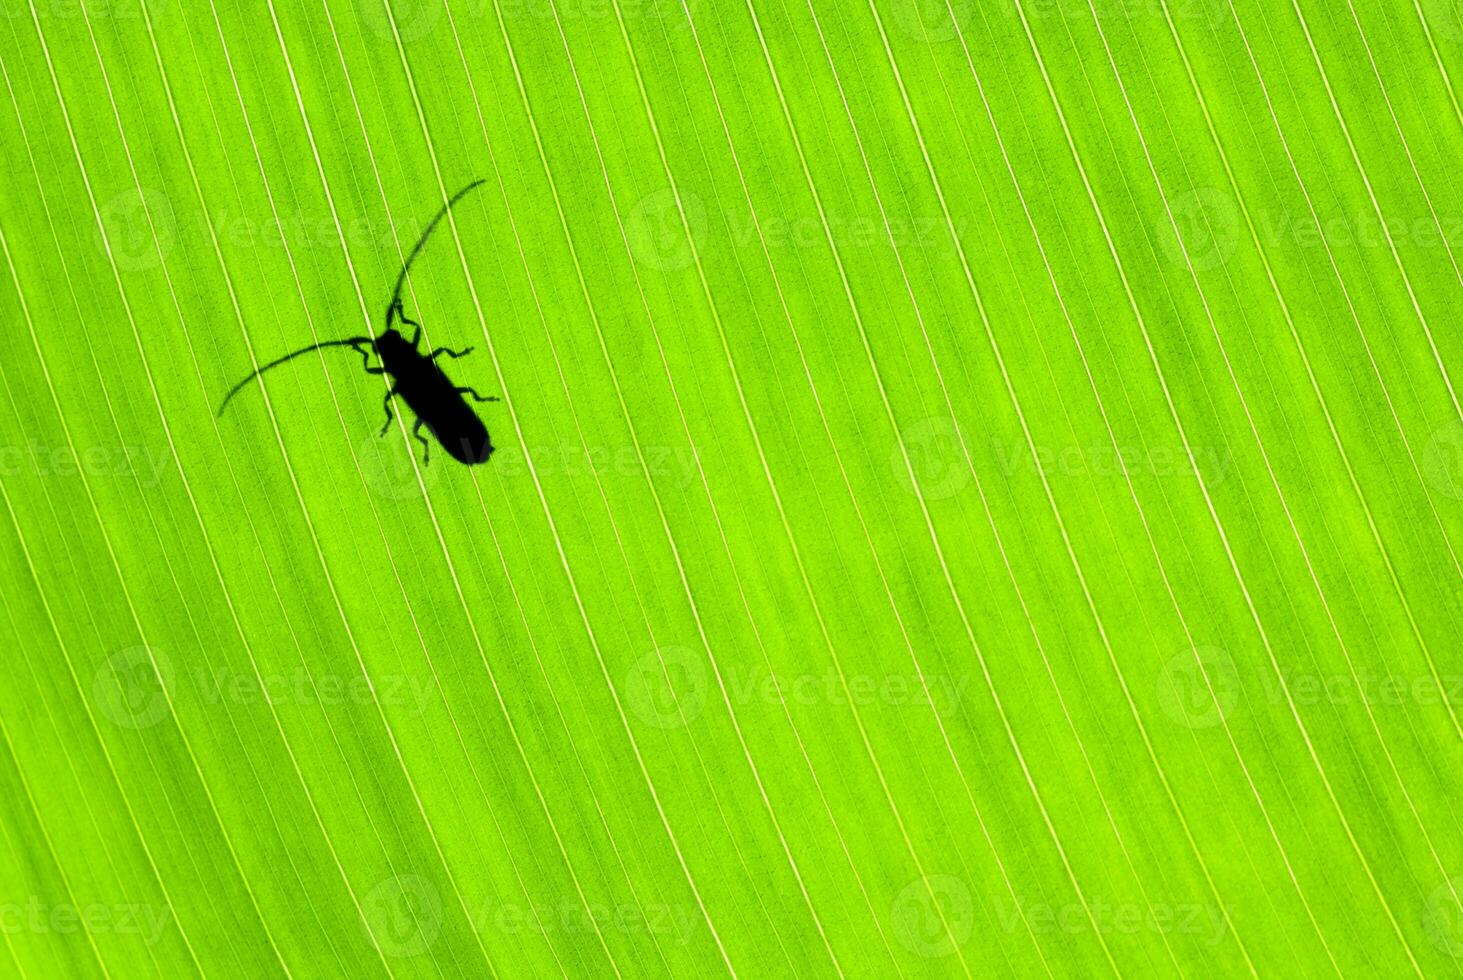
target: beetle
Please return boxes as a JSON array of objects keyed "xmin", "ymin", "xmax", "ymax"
[{"xmin": 219, "ymin": 179, "xmax": 499, "ymax": 465}]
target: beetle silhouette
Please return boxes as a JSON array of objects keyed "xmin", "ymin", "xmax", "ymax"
[{"xmin": 219, "ymin": 179, "xmax": 498, "ymax": 465}]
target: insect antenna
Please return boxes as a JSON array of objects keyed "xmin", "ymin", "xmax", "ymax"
[
  {"xmin": 385, "ymin": 178, "xmax": 487, "ymax": 330},
  {"xmin": 217, "ymin": 337, "xmax": 374, "ymax": 417}
]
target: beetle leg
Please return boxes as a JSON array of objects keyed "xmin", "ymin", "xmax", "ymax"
[
  {"xmin": 456, "ymin": 387, "xmax": 500, "ymax": 404},
  {"xmin": 378, "ymin": 386, "xmax": 398, "ymax": 436},
  {"xmin": 412, "ymin": 418, "xmax": 431, "ymax": 464},
  {"xmin": 399, "ymin": 315, "xmax": 422, "ymax": 347},
  {"xmin": 350, "ymin": 339, "xmax": 377, "ymax": 372},
  {"xmin": 429, "ymin": 346, "xmax": 473, "ymax": 360}
]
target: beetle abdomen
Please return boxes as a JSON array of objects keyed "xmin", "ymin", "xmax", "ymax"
[
  {"xmin": 430, "ymin": 411, "xmax": 492, "ymax": 465},
  {"xmin": 395, "ymin": 379, "xmax": 492, "ymax": 465}
]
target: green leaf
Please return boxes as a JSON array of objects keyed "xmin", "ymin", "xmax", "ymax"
[{"xmin": 2, "ymin": 0, "xmax": 1462, "ymax": 974}]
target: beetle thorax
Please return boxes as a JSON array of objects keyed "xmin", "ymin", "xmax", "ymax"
[{"xmin": 374, "ymin": 329, "xmax": 414, "ymax": 360}]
